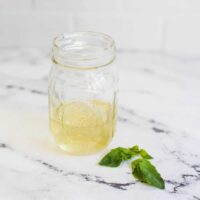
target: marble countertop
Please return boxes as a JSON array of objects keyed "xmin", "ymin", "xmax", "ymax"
[{"xmin": 0, "ymin": 49, "xmax": 200, "ymax": 200}]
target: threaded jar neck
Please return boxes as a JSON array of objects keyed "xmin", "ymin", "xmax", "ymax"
[{"xmin": 52, "ymin": 32, "xmax": 116, "ymax": 70}]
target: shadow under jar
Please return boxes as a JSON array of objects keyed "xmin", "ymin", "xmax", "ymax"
[{"xmin": 49, "ymin": 32, "xmax": 118, "ymax": 155}]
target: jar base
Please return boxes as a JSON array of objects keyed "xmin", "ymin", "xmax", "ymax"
[{"xmin": 57, "ymin": 142, "xmax": 111, "ymax": 156}]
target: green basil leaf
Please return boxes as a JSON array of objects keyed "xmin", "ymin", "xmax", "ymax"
[
  {"xmin": 131, "ymin": 159, "xmax": 165, "ymax": 189},
  {"xmin": 140, "ymin": 149, "xmax": 153, "ymax": 159},
  {"xmin": 99, "ymin": 148, "xmax": 122, "ymax": 167},
  {"xmin": 129, "ymin": 146, "xmax": 152, "ymax": 159},
  {"xmin": 129, "ymin": 145, "xmax": 140, "ymax": 153},
  {"xmin": 99, "ymin": 147, "xmax": 134, "ymax": 167}
]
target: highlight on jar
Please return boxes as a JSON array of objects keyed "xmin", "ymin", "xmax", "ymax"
[{"xmin": 48, "ymin": 32, "xmax": 118, "ymax": 155}]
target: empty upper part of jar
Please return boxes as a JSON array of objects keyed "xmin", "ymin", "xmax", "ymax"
[{"xmin": 52, "ymin": 32, "xmax": 116, "ymax": 69}]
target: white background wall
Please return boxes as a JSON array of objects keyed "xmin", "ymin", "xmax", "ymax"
[{"xmin": 1, "ymin": 0, "xmax": 200, "ymax": 57}]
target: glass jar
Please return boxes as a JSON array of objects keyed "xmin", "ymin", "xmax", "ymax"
[{"xmin": 48, "ymin": 32, "xmax": 118, "ymax": 155}]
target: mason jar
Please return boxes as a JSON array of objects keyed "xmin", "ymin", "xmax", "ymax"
[{"xmin": 49, "ymin": 32, "xmax": 118, "ymax": 155}]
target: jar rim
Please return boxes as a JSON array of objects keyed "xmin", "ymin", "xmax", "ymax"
[{"xmin": 52, "ymin": 31, "xmax": 116, "ymax": 70}]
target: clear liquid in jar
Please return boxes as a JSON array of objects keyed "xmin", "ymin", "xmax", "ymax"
[{"xmin": 50, "ymin": 100, "xmax": 116, "ymax": 155}]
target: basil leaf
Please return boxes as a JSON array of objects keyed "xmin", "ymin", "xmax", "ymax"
[
  {"xmin": 140, "ymin": 149, "xmax": 153, "ymax": 159},
  {"xmin": 119, "ymin": 147, "xmax": 135, "ymax": 160},
  {"xmin": 131, "ymin": 159, "xmax": 165, "ymax": 189},
  {"xmin": 99, "ymin": 148, "xmax": 122, "ymax": 167},
  {"xmin": 99, "ymin": 145, "xmax": 153, "ymax": 167},
  {"xmin": 129, "ymin": 146, "xmax": 152, "ymax": 159},
  {"xmin": 129, "ymin": 145, "xmax": 140, "ymax": 153},
  {"xmin": 99, "ymin": 147, "xmax": 134, "ymax": 167}
]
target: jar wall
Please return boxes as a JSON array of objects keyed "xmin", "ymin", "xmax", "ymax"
[{"xmin": 48, "ymin": 32, "xmax": 118, "ymax": 155}]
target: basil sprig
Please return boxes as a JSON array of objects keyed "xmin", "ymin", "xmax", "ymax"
[{"xmin": 99, "ymin": 145, "xmax": 164, "ymax": 189}]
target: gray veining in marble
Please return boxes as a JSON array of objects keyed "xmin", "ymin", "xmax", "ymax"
[{"xmin": 0, "ymin": 49, "xmax": 200, "ymax": 200}]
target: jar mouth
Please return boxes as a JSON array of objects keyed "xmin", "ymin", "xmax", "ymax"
[{"xmin": 52, "ymin": 32, "xmax": 116, "ymax": 70}]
